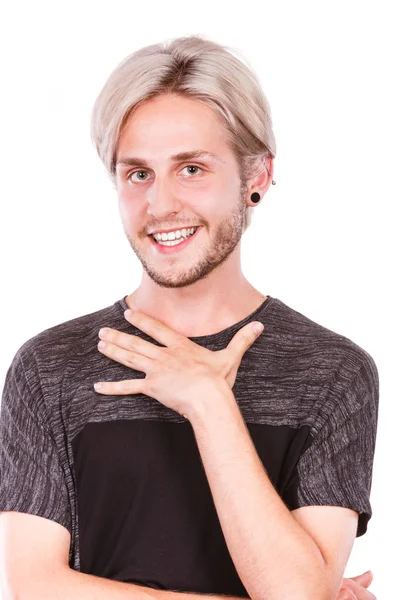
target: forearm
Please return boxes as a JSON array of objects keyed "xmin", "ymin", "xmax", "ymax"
[
  {"xmin": 189, "ymin": 383, "xmax": 330, "ymax": 600},
  {"xmin": 21, "ymin": 567, "xmax": 245, "ymax": 600}
]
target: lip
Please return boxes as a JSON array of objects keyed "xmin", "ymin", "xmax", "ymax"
[{"xmin": 148, "ymin": 226, "xmax": 202, "ymax": 254}]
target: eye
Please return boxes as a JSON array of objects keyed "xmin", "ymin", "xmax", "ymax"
[
  {"xmin": 181, "ymin": 165, "xmax": 203, "ymax": 176},
  {"xmin": 127, "ymin": 164, "xmax": 204, "ymax": 184},
  {"xmin": 128, "ymin": 170, "xmax": 149, "ymax": 183}
]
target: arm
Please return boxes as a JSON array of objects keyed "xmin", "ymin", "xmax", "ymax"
[
  {"xmin": 91, "ymin": 301, "xmax": 376, "ymax": 600},
  {"xmin": 19, "ymin": 568, "xmax": 244, "ymax": 600},
  {"xmin": 17, "ymin": 562, "xmax": 373, "ymax": 600},
  {"xmin": 0, "ymin": 511, "xmax": 244, "ymax": 600},
  {"xmin": 188, "ymin": 382, "xmax": 337, "ymax": 600}
]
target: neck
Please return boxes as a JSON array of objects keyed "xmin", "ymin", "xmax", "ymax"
[{"xmin": 125, "ymin": 267, "xmax": 266, "ymax": 338}]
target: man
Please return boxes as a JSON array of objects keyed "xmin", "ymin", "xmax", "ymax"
[{"xmin": 0, "ymin": 35, "xmax": 378, "ymax": 600}]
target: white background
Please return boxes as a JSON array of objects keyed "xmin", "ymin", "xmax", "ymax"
[{"xmin": 0, "ymin": 1, "xmax": 398, "ymax": 598}]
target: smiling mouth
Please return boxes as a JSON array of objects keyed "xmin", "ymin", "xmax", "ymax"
[
  {"xmin": 150, "ymin": 227, "xmax": 200, "ymax": 246},
  {"xmin": 147, "ymin": 225, "xmax": 202, "ymax": 253}
]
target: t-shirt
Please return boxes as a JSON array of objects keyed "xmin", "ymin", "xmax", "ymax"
[{"xmin": 0, "ymin": 294, "xmax": 379, "ymax": 595}]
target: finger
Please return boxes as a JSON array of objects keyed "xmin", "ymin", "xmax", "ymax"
[
  {"xmin": 343, "ymin": 578, "xmax": 377, "ymax": 600},
  {"xmin": 98, "ymin": 327, "xmax": 162, "ymax": 359},
  {"xmin": 124, "ymin": 309, "xmax": 186, "ymax": 347},
  {"xmin": 226, "ymin": 321, "xmax": 264, "ymax": 361},
  {"xmin": 93, "ymin": 378, "xmax": 145, "ymax": 396},
  {"xmin": 348, "ymin": 571, "xmax": 373, "ymax": 588},
  {"xmin": 337, "ymin": 590, "xmax": 357, "ymax": 600},
  {"xmin": 97, "ymin": 340, "xmax": 153, "ymax": 373}
]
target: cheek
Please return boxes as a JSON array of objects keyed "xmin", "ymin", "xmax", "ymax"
[
  {"xmin": 191, "ymin": 188, "xmax": 232, "ymax": 222},
  {"xmin": 117, "ymin": 194, "xmax": 143, "ymax": 228},
  {"xmin": 117, "ymin": 195, "xmax": 131, "ymax": 220}
]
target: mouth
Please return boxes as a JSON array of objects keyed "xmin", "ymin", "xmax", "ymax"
[{"xmin": 148, "ymin": 226, "xmax": 202, "ymax": 254}]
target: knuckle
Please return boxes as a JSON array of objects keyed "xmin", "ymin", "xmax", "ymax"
[
  {"xmin": 216, "ymin": 351, "xmax": 234, "ymax": 376},
  {"xmin": 129, "ymin": 337, "xmax": 138, "ymax": 352},
  {"xmin": 121, "ymin": 380, "xmax": 132, "ymax": 393},
  {"xmin": 127, "ymin": 353, "xmax": 137, "ymax": 367},
  {"xmin": 175, "ymin": 340, "xmax": 188, "ymax": 353},
  {"xmin": 131, "ymin": 314, "xmax": 144, "ymax": 331},
  {"xmin": 218, "ymin": 359, "xmax": 232, "ymax": 377}
]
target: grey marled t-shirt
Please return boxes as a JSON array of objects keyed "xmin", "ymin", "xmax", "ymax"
[{"xmin": 0, "ymin": 294, "xmax": 379, "ymax": 593}]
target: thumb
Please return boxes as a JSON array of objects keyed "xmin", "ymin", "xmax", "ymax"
[{"xmin": 227, "ymin": 321, "xmax": 264, "ymax": 359}]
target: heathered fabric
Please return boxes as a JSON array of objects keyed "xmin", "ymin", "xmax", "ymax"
[{"xmin": 0, "ymin": 294, "xmax": 379, "ymax": 593}]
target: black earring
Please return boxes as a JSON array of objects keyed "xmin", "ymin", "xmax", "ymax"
[{"xmin": 250, "ymin": 192, "xmax": 261, "ymax": 203}]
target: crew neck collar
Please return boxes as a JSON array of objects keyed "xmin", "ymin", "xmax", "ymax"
[{"xmin": 117, "ymin": 294, "xmax": 275, "ymax": 342}]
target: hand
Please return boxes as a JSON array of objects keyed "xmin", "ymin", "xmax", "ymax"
[
  {"xmin": 337, "ymin": 570, "xmax": 376, "ymax": 599},
  {"xmin": 94, "ymin": 308, "xmax": 264, "ymax": 420}
]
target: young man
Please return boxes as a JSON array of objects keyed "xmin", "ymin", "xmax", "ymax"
[{"xmin": 0, "ymin": 36, "xmax": 378, "ymax": 600}]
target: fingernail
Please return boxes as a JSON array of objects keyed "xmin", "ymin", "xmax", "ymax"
[
  {"xmin": 252, "ymin": 322, "xmax": 264, "ymax": 334},
  {"xmin": 124, "ymin": 309, "xmax": 132, "ymax": 318}
]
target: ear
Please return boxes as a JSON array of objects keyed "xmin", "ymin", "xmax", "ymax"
[{"xmin": 247, "ymin": 156, "xmax": 275, "ymax": 203}]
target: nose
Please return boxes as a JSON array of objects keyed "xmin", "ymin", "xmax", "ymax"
[{"xmin": 146, "ymin": 176, "xmax": 183, "ymax": 220}]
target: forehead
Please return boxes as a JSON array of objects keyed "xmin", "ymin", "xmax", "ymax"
[{"xmin": 116, "ymin": 94, "xmax": 229, "ymax": 160}]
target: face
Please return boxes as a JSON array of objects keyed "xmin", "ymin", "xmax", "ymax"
[{"xmin": 115, "ymin": 93, "xmax": 248, "ymax": 289}]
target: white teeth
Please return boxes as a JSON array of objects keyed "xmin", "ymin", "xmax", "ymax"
[
  {"xmin": 158, "ymin": 238, "xmax": 186, "ymax": 246},
  {"xmin": 154, "ymin": 227, "xmax": 198, "ymax": 246},
  {"xmin": 153, "ymin": 227, "xmax": 197, "ymax": 242}
]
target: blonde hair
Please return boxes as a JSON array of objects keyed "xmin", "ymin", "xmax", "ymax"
[{"xmin": 90, "ymin": 34, "xmax": 276, "ymax": 232}]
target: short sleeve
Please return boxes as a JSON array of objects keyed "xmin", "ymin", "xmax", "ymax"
[
  {"xmin": 0, "ymin": 349, "xmax": 71, "ymax": 534},
  {"xmin": 284, "ymin": 354, "xmax": 379, "ymax": 537}
]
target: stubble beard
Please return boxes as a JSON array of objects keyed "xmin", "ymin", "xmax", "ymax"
[{"xmin": 125, "ymin": 186, "xmax": 248, "ymax": 289}]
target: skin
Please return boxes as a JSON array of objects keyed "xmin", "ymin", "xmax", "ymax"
[
  {"xmin": 112, "ymin": 92, "xmax": 375, "ymax": 599},
  {"xmin": 115, "ymin": 92, "xmax": 271, "ymax": 337}
]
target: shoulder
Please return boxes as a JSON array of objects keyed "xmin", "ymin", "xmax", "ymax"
[
  {"xmin": 268, "ymin": 297, "xmax": 378, "ymax": 379},
  {"xmin": 5, "ymin": 298, "xmax": 124, "ymax": 397},
  {"xmin": 262, "ymin": 298, "xmax": 379, "ymax": 435},
  {"xmin": 20, "ymin": 299, "xmax": 121, "ymax": 359}
]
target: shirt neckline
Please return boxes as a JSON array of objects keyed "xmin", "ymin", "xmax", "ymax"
[{"xmin": 117, "ymin": 294, "xmax": 275, "ymax": 342}]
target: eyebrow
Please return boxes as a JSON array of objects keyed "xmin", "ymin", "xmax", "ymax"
[{"xmin": 116, "ymin": 150, "xmax": 226, "ymax": 168}]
